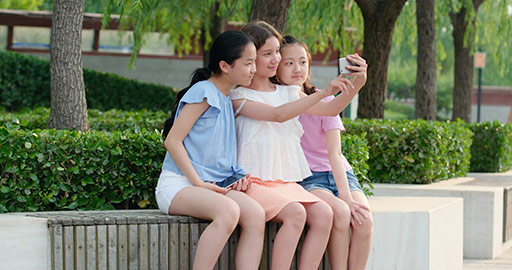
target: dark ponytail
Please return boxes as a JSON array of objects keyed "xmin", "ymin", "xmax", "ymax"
[{"xmin": 162, "ymin": 30, "xmax": 254, "ymax": 139}]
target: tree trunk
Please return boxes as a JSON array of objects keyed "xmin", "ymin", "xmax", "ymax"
[
  {"xmin": 201, "ymin": 2, "xmax": 227, "ymax": 67},
  {"xmin": 48, "ymin": 0, "xmax": 89, "ymax": 130},
  {"xmin": 415, "ymin": 0, "xmax": 437, "ymax": 120},
  {"xmin": 449, "ymin": 0, "xmax": 485, "ymax": 122},
  {"xmin": 355, "ymin": 0, "xmax": 408, "ymax": 119},
  {"xmin": 249, "ymin": 0, "xmax": 291, "ymax": 33}
]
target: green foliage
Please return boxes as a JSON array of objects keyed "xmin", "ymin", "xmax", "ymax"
[
  {"xmin": 286, "ymin": 0, "xmax": 364, "ymax": 56},
  {"xmin": 0, "ymin": 107, "xmax": 168, "ymax": 132},
  {"xmin": 340, "ymin": 133, "xmax": 372, "ymax": 196},
  {"xmin": 0, "ymin": 50, "xmax": 177, "ymax": 112},
  {"xmin": 344, "ymin": 119, "xmax": 473, "ymax": 184},
  {"xmin": 102, "ymin": 0, "xmax": 252, "ymax": 65},
  {"xmin": 0, "ymin": 49, "xmax": 51, "ymax": 111},
  {"xmin": 0, "ymin": 126, "xmax": 165, "ymax": 213},
  {"xmin": 394, "ymin": 0, "xmax": 512, "ymax": 86},
  {"xmin": 0, "ymin": 0, "xmax": 43, "ymax": 10},
  {"xmin": 384, "ymin": 100, "xmax": 415, "ymax": 120},
  {"xmin": 0, "ymin": 121, "xmax": 371, "ymax": 212},
  {"xmin": 469, "ymin": 121, "xmax": 512, "ymax": 172}
]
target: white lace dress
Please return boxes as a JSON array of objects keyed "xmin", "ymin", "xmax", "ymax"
[{"xmin": 230, "ymin": 84, "xmax": 320, "ymax": 221}]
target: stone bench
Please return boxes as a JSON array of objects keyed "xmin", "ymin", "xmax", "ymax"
[
  {"xmin": 372, "ymin": 174, "xmax": 510, "ymax": 259},
  {"xmin": 367, "ymin": 196, "xmax": 463, "ymax": 270},
  {"xmin": 0, "ymin": 196, "xmax": 463, "ymax": 270}
]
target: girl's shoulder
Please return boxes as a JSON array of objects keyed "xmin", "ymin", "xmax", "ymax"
[
  {"xmin": 229, "ymin": 86, "xmax": 264, "ymax": 101},
  {"xmin": 182, "ymin": 81, "xmax": 223, "ymax": 110}
]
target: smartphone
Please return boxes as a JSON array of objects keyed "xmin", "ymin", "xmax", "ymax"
[
  {"xmin": 215, "ymin": 173, "xmax": 246, "ymax": 188},
  {"xmin": 339, "ymin": 57, "xmax": 355, "ymax": 74}
]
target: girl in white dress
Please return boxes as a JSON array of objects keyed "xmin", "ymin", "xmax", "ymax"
[{"xmin": 230, "ymin": 21, "xmax": 367, "ymax": 270}]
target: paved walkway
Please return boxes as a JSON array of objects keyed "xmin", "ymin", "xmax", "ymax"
[{"xmin": 464, "ymin": 242, "xmax": 512, "ymax": 269}]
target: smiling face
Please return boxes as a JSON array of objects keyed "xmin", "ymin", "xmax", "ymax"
[
  {"xmin": 226, "ymin": 42, "xmax": 257, "ymax": 86},
  {"xmin": 255, "ymin": 36, "xmax": 281, "ymax": 78},
  {"xmin": 277, "ymin": 43, "xmax": 309, "ymax": 86}
]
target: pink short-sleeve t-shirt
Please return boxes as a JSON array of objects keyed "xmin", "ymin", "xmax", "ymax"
[{"xmin": 299, "ymin": 95, "xmax": 352, "ymax": 172}]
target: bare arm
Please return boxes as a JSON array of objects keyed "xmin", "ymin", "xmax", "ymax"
[
  {"xmin": 164, "ymin": 99, "xmax": 227, "ymax": 194},
  {"xmin": 305, "ymin": 53, "xmax": 368, "ymax": 116},
  {"xmin": 232, "ymin": 85, "xmax": 340, "ymax": 123},
  {"xmin": 326, "ymin": 129, "xmax": 369, "ymax": 227}
]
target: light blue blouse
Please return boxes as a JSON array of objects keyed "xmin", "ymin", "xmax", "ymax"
[{"xmin": 162, "ymin": 80, "xmax": 245, "ymax": 183}]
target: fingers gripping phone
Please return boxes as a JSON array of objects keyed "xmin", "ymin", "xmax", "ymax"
[
  {"xmin": 339, "ymin": 57, "xmax": 356, "ymax": 74},
  {"xmin": 215, "ymin": 173, "xmax": 246, "ymax": 188}
]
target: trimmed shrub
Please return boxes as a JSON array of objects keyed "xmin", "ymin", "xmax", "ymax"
[
  {"xmin": 344, "ymin": 119, "xmax": 473, "ymax": 184},
  {"xmin": 0, "ymin": 127, "xmax": 165, "ymax": 213},
  {"xmin": 340, "ymin": 132, "xmax": 372, "ymax": 195},
  {"xmin": 0, "ymin": 50, "xmax": 176, "ymax": 112},
  {"xmin": 469, "ymin": 121, "xmax": 512, "ymax": 172},
  {"xmin": 0, "ymin": 107, "xmax": 168, "ymax": 132},
  {"xmin": 0, "ymin": 125, "xmax": 371, "ymax": 212}
]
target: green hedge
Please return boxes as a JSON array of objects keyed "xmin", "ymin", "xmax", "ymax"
[
  {"xmin": 0, "ymin": 127, "xmax": 164, "ymax": 213},
  {"xmin": 469, "ymin": 121, "xmax": 512, "ymax": 172},
  {"xmin": 0, "ymin": 50, "xmax": 177, "ymax": 112},
  {"xmin": 344, "ymin": 119, "xmax": 473, "ymax": 184},
  {"xmin": 0, "ymin": 107, "xmax": 168, "ymax": 132},
  {"xmin": 0, "ymin": 124, "xmax": 370, "ymax": 212},
  {"xmin": 340, "ymin": 132, "xmax": 372, "ymax": 195}
]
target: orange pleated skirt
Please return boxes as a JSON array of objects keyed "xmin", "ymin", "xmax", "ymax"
[{"xmin": 245, "ymin": 177, "xmax": 321, "ymax": 221}]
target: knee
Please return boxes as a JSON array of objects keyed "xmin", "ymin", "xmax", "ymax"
[
  {"xmin": 213, "ymin": 201, "xmax": 240, "ymax": 233},
  {"xmin": 332, "ymin": 201, "xmax": 351, "ymax": 232},
  {"xmin": 240, "ymin": 204, "xmax": 266, "ymax": 233},
  {"xmin": 282, "ymin": 202, "xmax": 307, "ymax": 229},
  {"xmin": 308, "ymin": 202, "xmax": 334, "ymax": 231},
  {"xmin": 354, "ymin": 212, "xmax": 373, "ymax": 238}
]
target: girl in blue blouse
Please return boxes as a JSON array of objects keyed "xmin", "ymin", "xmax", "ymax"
[{"xmin": 156, "ymin": 30, "xmax": 265, "ymax": 270}]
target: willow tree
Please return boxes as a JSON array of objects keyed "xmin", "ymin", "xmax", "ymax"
[
  {"xmin": 415, "ymin": 0, "xmax": 437, "ymax": 120},
  {"xmin": 249, "ymin": 0, "xmax": 292, "ymax": 32},
  {"xmin": 103, "ymin": 0, "xmax": 252, "ymax": 67},
  {"xmin": 48, "ymin": 0, "xmax": 89, "ymax": 131},
  {"xmin": 448, "ymin": 0, "xmax": 485, "ymax": 122},
  {"xmin": 353, "ymin": 0, "xmax": 409, "ymax": 119},
  {"xmin": 395, "ymin": 0, "xmax": 512, "ymax": 121}
]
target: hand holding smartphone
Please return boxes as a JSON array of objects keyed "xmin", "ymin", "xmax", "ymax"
[
  {"xmin": 215, "ymin": 173, "xmax": 246, "ymax": 188},
  {"xmin": 339, "ymin": 57, "xmax": 357, "ymax": 75}
]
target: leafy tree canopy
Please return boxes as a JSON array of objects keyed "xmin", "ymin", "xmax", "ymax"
[
  {"xmin": 393, "ymin": 0, "xmax": 512, "ymax": 83},
  {"xmin": 0, "ymin": 0, "xmax": 44, "ymax": 10}
]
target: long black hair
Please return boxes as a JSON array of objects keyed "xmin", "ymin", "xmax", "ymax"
[{"xmin": 162, "ymin": 30, "xmax": 254, "ymax": 139}]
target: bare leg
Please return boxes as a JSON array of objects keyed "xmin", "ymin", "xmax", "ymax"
[
  {"xmin": 225, "ymin": 190, "xmax": 266, "ymax": 270},
  {"xmin": 310, "ymin": 189, "xmax": 351, "ymax": 270},
  {"xmin": 299, "ymin": 200, "xmax": 334, "ymax": 270},
  {"xmin": 347, "ymin": 191, "xmax": 373, "ymax": 270},
  {"xmin": 169, "ymin": 186, "xmax": 240, "ymax": 270},
  {"xmin": 270, "ymin": 202, "xmax": 307, "ymax": 270}
]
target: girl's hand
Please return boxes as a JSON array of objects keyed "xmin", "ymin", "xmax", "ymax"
[
  {"xmin": 345, "ymin": 53, "xmax": 368, "ymax": 86},
  {"xmin": 320, "ymin": 75, "xmax": 355, "ymax": 97},
  {"xmin": 230, "ymin": 174, "xmax": 252, "ymax": 192},
  {"xmin": 200, "ymin": 182, "xmax": 229, "ymax": 194},
  {"xmin": 345, "ymin": 199, "xmax": 371, "ymax": 229}
]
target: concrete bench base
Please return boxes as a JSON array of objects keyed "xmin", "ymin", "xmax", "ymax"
[
  {"xmin": 367, "ymin": 196, "xmax": 463, "ymax": 270},
  {"xmin": 373, "ymin": 176, "xmax": 507, "ymax": 259},
  {"xmin": 0, "ymin": 196, "xmax": 463, "ymax": 270}
]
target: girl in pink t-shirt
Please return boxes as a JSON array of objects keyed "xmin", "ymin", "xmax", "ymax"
[{"xmin": 276, "ymin": 35, "xmax": 373, "ymax": 270}]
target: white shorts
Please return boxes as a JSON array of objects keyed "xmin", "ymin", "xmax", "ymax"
[{"xmin": 155, "ymin": 170, "xmax": 193, "ymax": 214}]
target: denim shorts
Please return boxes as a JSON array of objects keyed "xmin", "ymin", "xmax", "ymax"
[{"xmin": 299, "ymin": 170, "xmax": 363, "ymax": 196}]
